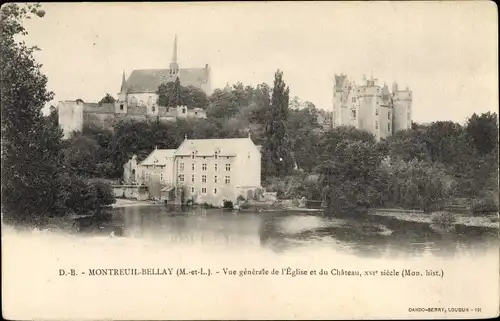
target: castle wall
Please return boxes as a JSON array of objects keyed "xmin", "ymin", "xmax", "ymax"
[
  {"xmin": 378, "ymin": 105, "xmax": 392, "ymax": 139},
  {"xmin": 393, "ymin": 99, "xmax": 412, "ymax": 133},
  {"xmin": 58, "ymin": 101, "xmax": 84, "ymax": 139},
  {"xmin": 358, "ymin": 95, "xmax": 376, "ymax": 137},
  {"xmin": 83, "ymin": 112, "xmax": 116, "ymax": 131},
  {"xmin": 393, "ymin": 90, "xmax": 413, "ymax": 133},
  {"xmin": 332, "ymin": 90, "xmax": 343, "ymax": 127}
]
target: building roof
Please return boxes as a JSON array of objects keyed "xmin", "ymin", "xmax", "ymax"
[
  {"xmin": 175, "ymin": 137, "xmax": 259, "ymax": 157},
  {"xmin": 125, "ymin": 68, "xmax": 209, "ymax": 94},
  {"xmin": 139, "ymin": 148, "xmax": 177, "ymax": 166}
]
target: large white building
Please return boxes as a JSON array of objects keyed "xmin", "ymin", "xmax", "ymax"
[{"xmin": 123, "ymin": 135, "xmax": 262, "ymax": 206}]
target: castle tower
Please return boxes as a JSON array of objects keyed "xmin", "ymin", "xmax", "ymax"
[
  {"xmin": 332, "ymin": 74, "xmax": 348, "ymax": 127},
  {"xmin": 169, "ymin": 35, "xmax": 179, "ymax": 75},
  {"xmin": 58, "ymin": 99, "xmax": 84, "ymax": 139},
  {"xmin": 392, "ymin": 84, "xmax": 413, "ymax": 133}
]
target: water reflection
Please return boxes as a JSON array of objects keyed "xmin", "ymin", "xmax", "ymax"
[{"xmin": 75, "ymin": 206, "xmax": 498, "ymax": 258}]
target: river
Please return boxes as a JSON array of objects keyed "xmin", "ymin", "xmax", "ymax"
[
  {"xmin": 76, "ymin": 206, "xmax": 497, "ymax": 258},
  {"xmin": 2, "ymin": 206, "xmax": 499, "ymax": 319}
]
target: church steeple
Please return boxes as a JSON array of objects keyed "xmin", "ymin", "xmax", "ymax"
[
  {"xmin": 169, "ymin": 35, "xmax": 179, "ymax": 73},
  {"xmin": 120, "ymin": 70, "xmax": 127, "ymax": 93}
]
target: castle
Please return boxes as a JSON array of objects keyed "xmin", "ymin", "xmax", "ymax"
[
  {"xmin": 58, "ymin": 35, "xmax": 211, "ymax": 138},
  {"xmin": 332, "ymin": 74, "xmax": 412, "ymax": 139}
]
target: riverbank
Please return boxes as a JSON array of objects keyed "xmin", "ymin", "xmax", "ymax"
[
  {"xmin": 111, "ymin": 198, "xmax": 159, "ymax": 208},
  {"xmin": 370, "ymin": 208, "xmax": 499, "ymax": 229}
]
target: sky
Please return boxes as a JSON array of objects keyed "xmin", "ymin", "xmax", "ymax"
[{"xmin": 21, "ymin": 1, "xmax": 498, "ymax": 124}]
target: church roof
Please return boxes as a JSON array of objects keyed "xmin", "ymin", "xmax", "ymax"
[
  {"xmin": 175, "ymin": 137, "xmax": 259, "ymax": 157},
  {"xmin": 125, "ymin": 68, "xmax": 209, "ymax": 94}
]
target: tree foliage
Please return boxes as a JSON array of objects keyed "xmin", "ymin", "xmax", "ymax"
[
  {"xmin": 1, "ymin": 4, "xmax": 116, "ymax": 225},
  {"xmin": 261, "ymin": 70, "xmax": 294, "ymax": 177},
  {"xmin": 157, "ymin": 78, "xmax": 209, "ymax": 109},
  {"xmin": 98, "ymin": 93, "xmax": 116, "ymax": 105},
  {"xmin": 1, "ymin": 3, "xmax": 64, "ymax": 223}
]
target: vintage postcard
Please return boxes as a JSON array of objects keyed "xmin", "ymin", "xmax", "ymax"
[{"xmin": 1, "ymin": 1, "xmax": 499, "ymax": 320}]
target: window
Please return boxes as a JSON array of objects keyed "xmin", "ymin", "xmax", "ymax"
[
  {"xmin": 180, "ymin": 163, "xmax": 184, "ymax": 171},
  {"xmin": 352, "ymin": 97, "xmax": 356, "ymax": 103},
  {"xmin": 201, "ymin": 187, "xmax": 207, "ymax": 194},
  {"xmin": 214, "ymin": 164, "xmax": 218, "ymax": 171},
  {"xmin": 202, "ymin": 163, "xmax": 207, "ymax": 171},
  {"xmin": 214, "ymin": 188, "xmax": 218, "ymax": 195},
  {"xmin": 195, "ymin": 112, "xmax": 198, "ymax": 115},
  {"xmin": 351, "ymin": 110, "xmax": 356, "ymax": 119},
  {"xmin": 191, "ymin": 151, "xmax": 195, "ymax": 159},
  {"xmin": 225, "ymin": 164, "xmax": 231, "ymax": 171},
  {"xmin": 214, "ymin": 175, "xmax": 218, "ymax": 183},
  {"xmin": 183, "ymin": 108, "xmax": 186, "ymax": 114},
  {"xmin": 248, "ymin": 153, "xmax": 250, "ymax": 159},
  {"xmin": 214, "ymin": 152, "xmax": 218, "ymax": 160},
  {"xmin": 160, "ymin": 173, "xmax": 163, "ymax": 181},
  {"xmin": 191, "ymin": 175, "xmax": 195, "ymax": 183},
  {"xmin": 375, "ymin": 108, "xmax": 379, "ymax": 116},
  {"xmin": 192, "ymin": 163, "xmax": 195, "ymax": 171},
  {"xmin": 120, "ymin": 104, "xmax": 124, "ymax": 111},
  {"xmin": 152, "ymin": 106, "xmax": 156, "ymax": 112},
  {"xmin": 202, "ymin": 175, "xmax": 207, "ymax": 183},
  {"xmin": 375, "ymin": 121, "xmax": 379, "ymax": 130},
  {"xmin": 179, "ymin": 174, "xmax": 184, "ymax": 182},
  {"xmin": 388, "ymin": 112, "xmax": 391, "ymax": 120},
  {"xmin": 191, "ymin": 187, "xmax": 195, "ymax": 193},
  {"xmin": 225, "ymin": 176, "xmax": 231, "ymax": 184},
  {"xmin": 388, "ymin": 123, "xmax": 391, "ymax": 132}
]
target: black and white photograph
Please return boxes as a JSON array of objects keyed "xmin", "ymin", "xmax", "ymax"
[{"xmin": 1, "ymin": 2, "xmax": 498, "ymax": 319}]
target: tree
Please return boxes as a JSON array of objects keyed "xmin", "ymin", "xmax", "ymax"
[
  {"xmin": 168, "ymin": 77, "xmax": 183, "ymax": 107},
  {"xmin": 318, "ymin": 140, "xmax": 382, "ymax": 215},
  {"xmin": 317, "ymin": 126, "xmax": 376, "ymax": 164},
  {"xmin": 61, "ymin": 134, "xmax": 101, "ymax": 178},
  {"xmin": 287, "ymin": 104, "xmax": 321, "ymax": 171},
  {"xmin": 1, "ymin": 4, "xmax": 66, "ymax": 224},
  {"xmin": 262, "ymin": 70, "xmax": 293, "ymax": 177},
  {"xmin": 98, "ymin": 93, "xmax": 116, "ymax": 105},
  {"xmin": 157, "ymin": 79, "xmax": 209, "ymax": 109},
  {"xmin": 378, "ymin": 158, "xmax": 454, "ymax": 212},
  {"xmin": 465, "ymin": 112, "xmax": 498, "ymax": 156},
  {"xmin": 206, "ymin": 88, "xmax": 239, "ymax": 119}
]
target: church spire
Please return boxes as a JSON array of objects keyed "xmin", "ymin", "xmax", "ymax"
[
  {"xmin": 172, "ymin": 34, "xmax": 177, "ymax": 64},
  {"xmin": 170, "ymin": 35, "xmax": 179, "ymax": 72},
  {"xmin": 120, "ymin": 70, "xmax": 127, "ymax": 93}
]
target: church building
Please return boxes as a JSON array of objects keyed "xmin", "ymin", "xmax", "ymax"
[
  {"xmin": 116, "ymin": 34, "xmax": 212, "ymax": 111},
  {"xmin": 57, "ymin": 35, "xmax": 210, "ymax": 138}
]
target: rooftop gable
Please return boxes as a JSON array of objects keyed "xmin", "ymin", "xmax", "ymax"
[
  {"xmin": 139, "ymin": 148, "xmax": 176, "ymax": 166},
  {"xmin": 174, "ymin": 137, "xmax": 259, "ymax": 157}
]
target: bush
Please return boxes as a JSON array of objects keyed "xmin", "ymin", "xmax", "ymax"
[
  {"xmin": 431, "ymin": 211, "xmax": 456, "ymax": 226},
  {"xmin": 89, "ymin": 179, "xmax": 115, "ymax": 208},
  {"xmin": 471, "ymin": 197, "xmax": 499, "ymax": 214},
  {"xmin": 223, "ymin": 200, "xmax": 234, "ymax": 209}
]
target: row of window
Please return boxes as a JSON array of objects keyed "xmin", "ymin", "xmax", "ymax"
[
  {"xmin": 374, "ymin": 121, "xmax": 392, "ymax": 132},
  {"xmin": 178, "ymin": 174, "xmax": 231, "ymax": 184},
  {"xmin": 179, "ymin": 163, "xmax": 230, "ymax": 172},
  {"xmin": 193, "ymin": 187, "xmax": 217, "ymax": 195}
]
